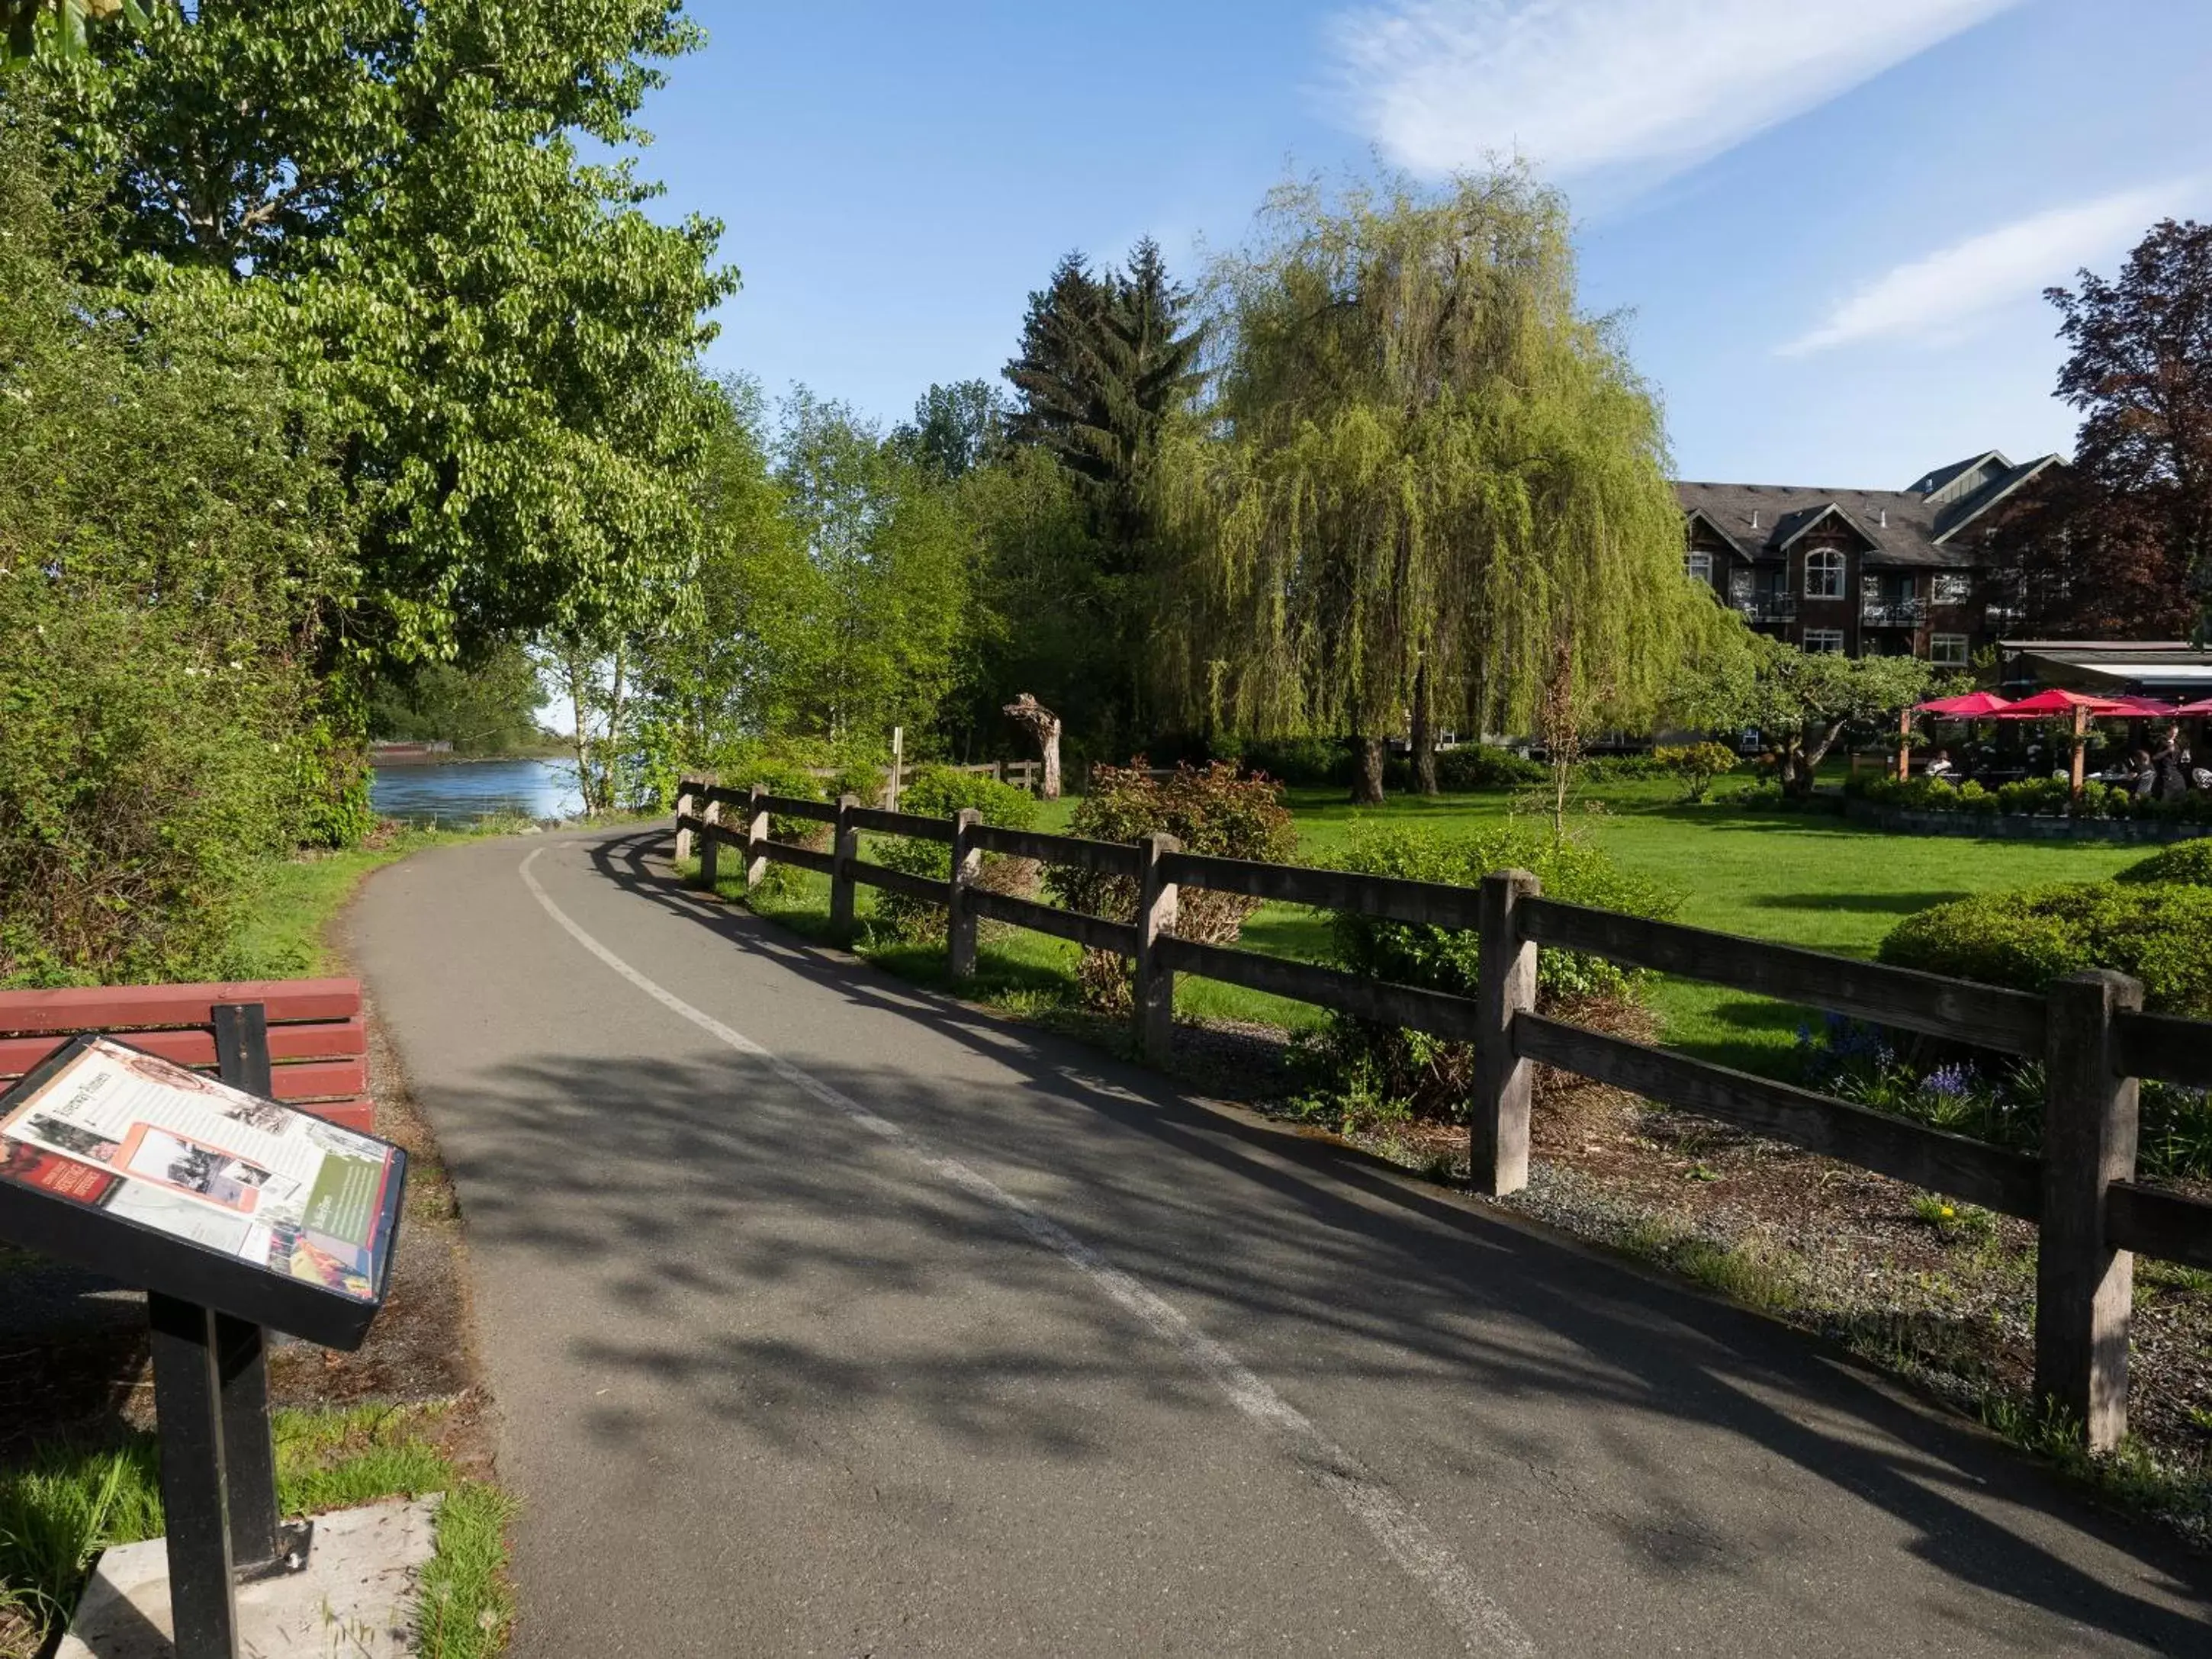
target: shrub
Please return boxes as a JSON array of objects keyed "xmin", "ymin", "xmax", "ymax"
[
  {"xmin": 1303, "ymin": 825, "xmax": 1679, "ymax": 1121},
  {"xmin": 1432, "ymin": 746, "xmax": 1549, "ymax": 791},
  {"xmin": 1049, "ymin": 762, "xmax": 1296, "ymax": 1009},
  {"xmin": 1, "ymin": 133, "xmax": 358, "ymax": 985},
  {"xmin": 2115, "ymin": 838, "xmax": 2212, "ymax": 887},
  {"xmin": 867, "ymin": 767, "xmax": 1040, "ymax": 944},
  {"xmin": 1233, "ymin": 737, "xmax": 1349, "ymax": 789},
  {"xmin": 1652, "ymin": 742, "xmax": 1739, "ymax": 802},
  {"xmin": 1879, "ymin": 883, "xmax": 2212, "ymax": 1018}
]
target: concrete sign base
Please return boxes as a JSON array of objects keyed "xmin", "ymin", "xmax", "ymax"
[{"xmin": 59, "ymin": 1497, "xmax": 439, "ymax": 1658}]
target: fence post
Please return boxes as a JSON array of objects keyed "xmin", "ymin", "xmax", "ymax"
[
  {"xmin": 674, "ymin": 780, "xmax": 695, "ymax": 865},
  {"xmin": 744, "ymin": 785, "xmax": 769, "ymax": 891},
  {"xmin": 830, "ymin": 793, "xmax": 860, "ymax": 938},
  {"xmin": 1134, "ymin": 833, "xmax": 1181, "ymax": 1063},
  {"xmin": 1471, "ymin": 869, "xmax": 1541, "ymax": 1197},
  {"xmin": 947, "ymin": 808, "xmax": 982, "ymax": 979},
  {"xmin": 2036, "ymin": 968, "xmax": 2143, "ymax": 1450},
  {"xmin": 699, "ymin": 794, "xmax": 721, "ymax": 890}
]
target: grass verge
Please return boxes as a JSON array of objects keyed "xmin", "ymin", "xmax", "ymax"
[{"xmin": 0, "ymin": 1401, "xmax": 508, "ymax": 1657}]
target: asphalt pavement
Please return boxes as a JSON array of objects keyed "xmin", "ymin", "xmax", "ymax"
[{"xmin": 347, "ymin": 826, "xmax": 2212, "ymax": 1656}]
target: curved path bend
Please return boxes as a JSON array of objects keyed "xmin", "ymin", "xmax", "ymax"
[{"xmin": 350, "ymin": 827, "xmax": 2210, "ymax": 1657}]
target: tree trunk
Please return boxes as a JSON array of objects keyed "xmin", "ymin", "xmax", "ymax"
[
  {"xmin": 1789, "ymin": 718, "xmax": 1850, "ymax": 794},
  {"xmin": 1410, "ymin": 664, "xmax": 1439, "ymax": 796},
  {"xmin": 1039, "ymin": 718, "xmax": 1062, "ymax": 800},
  {"xmin": 1351, "ymin": 735, "xmax": 1387, "ymax": 805}
]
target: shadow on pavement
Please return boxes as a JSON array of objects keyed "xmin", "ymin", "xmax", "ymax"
[{"xmin": 438, "ymin": 827, "xmax": 2211, "ymax": 1650}]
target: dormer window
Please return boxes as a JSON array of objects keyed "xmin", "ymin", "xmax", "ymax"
[{"xmin": 1804, "ymin": 548, "xmax": 1846, "ymax": 600}]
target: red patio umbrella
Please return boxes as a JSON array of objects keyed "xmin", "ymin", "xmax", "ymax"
[
  {"xmin": 1992, "ymin": 688, "xmax": 2133, "ymax": 795},
  {"xmin": 1990, "ymin": 687, "xmax": 2131, "ymax": 718},
  {"xmin": 1915, "ymin": 691, "xmax": 2014, "ymax": 716},
  {"xmin": 2098, "ymin": 695, "xmax": 2180, "ymax": 717},
  {"xmin": 2169, "ymin": 696, "xmax": 2212, "ymax": 716}
]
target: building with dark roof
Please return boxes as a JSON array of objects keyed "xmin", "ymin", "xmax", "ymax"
[{"xmin": 1676, "ymin": 450, "xmax": 2063, "ymax": 664}]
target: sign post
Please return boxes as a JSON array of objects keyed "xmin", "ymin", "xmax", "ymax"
[{"xmin": 0, "ymin": 1015, "xmax": 407, "ymax": 1658}]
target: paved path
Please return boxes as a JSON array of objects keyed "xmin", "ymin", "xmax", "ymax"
[{"xmin": 350, "ymin": 827, "xmax": 2210, "ymax": 1657}]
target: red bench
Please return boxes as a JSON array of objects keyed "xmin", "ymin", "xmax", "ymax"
[{"xmin": 0, "ymin": 979, "xmax": 374, "ymax": 1133}]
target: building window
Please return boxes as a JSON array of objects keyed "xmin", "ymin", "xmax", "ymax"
[
  {"xmin": 1931, "ymin": 633, "xmax": 1969, "ymax": 667},
  {"xmin": 1685, "ymin": 550, "xmax": 1714, "ymax": 586},
  {"xmin": 1933, "ymin": 573, "xmax": 1971, "ymax": 606},
  {"xmin": 1805, "ymin": 548, "xmax": 1845, "ymax": 600},
  {"xmin": 1804, "ymin": 629, "xmax": 1845, "ymax": 654}
]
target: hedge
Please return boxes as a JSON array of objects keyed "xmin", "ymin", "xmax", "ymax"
[{"xmin": 1879, "ymin": 883, "xmax": 2212, "ymax": 1018}]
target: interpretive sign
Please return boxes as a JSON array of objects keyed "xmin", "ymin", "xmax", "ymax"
[
  {"xmin": 0, "ymin": 1034, "xmax": 403, "ymax": 1349},
  {"xmin": 0, "ymin": 1011, "xmax": 409, "ymax": 1658}
]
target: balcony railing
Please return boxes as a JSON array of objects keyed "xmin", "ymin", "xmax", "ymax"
[
  {"xmin": 1732, "ymin": 595, "xmax": 1797, "ymax": 623},
  {"xmin": 1860, "ymin": 598, "xmax": 1927, "ymax": 626}
]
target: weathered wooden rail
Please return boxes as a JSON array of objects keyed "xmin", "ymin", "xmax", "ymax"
[{"xmin": 674, "ymin": 778, "xmax": 2212, "ymax": 1452}]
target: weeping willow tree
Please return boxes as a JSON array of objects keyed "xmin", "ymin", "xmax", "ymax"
[{"xmin": 1162, "ymin": 169, "xmax": 1722, "ymax": 808}]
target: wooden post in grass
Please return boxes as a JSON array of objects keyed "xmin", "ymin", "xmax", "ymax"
[
  {"xmin": 743, "ymin": 785, "xmax": 769, "ymax": 892},
  {"xmin": 2036, "ymin": 969, "xmax": 2143, "ymax": 1451},
  {"xmin": 699, "ymin": 794, "xmax": 721, "ymax": 890},
  {"xmin": 1134, "ymin": 833, "xmax": 1181, "ymax": 1063},
  {"xmin": 1471, "ymin": 869, "xmax": 1541, "ymax": 1197},
  {"xmin": 674, "ymin": 780, "xmax": 696, "ymax": 865},
  {"xmin": 1896, "ymin": 709, "xmax": 1912, "ymax": 781},
  {"xmin": 830, "ymin": 793, "xmax": 860, "ymax": 938},
  {"xmin": 947, "ymin": 809, "xmax": 982, "ymax": 979},
  {"xmin": 2069, "ymin": 702, "xmax": 2089, "ymax": 799}
]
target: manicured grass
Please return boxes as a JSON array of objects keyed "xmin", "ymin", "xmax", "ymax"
[
  {"xmin": 0, "ymin": 1402, "xmax": 506, "ymax": 1658},
  {"xmin": 715, "ymin": 773, "xmax": 2145, "ymax": 1076}
]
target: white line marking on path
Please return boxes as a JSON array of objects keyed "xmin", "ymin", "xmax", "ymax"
[{"xmin": 520, "ymin": 846, "xmax": 1537, "ymax": 1657}]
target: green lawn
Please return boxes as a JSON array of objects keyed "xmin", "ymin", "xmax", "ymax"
[{"xmin": 719, "ymin": 775, "xmax": 2153, "ymax": 1078}]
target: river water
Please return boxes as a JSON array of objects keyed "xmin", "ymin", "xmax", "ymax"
[{"xmin": 368, "ymin": 757, "xmax": 584, "ymax": 825}]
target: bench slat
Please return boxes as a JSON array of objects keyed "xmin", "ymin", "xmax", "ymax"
[{"xmin": 0, "ymin": 979, "xmax": 362, "ymax": 1036}]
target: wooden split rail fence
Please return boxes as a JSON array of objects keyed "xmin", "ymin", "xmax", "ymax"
[{"xmin": 674, "ymin": 778, "xmax": 2212, "ymax": 1452}]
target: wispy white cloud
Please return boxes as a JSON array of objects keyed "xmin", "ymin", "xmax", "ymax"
[
  {"xmin": 1777, "ymin": 185, "xmax": 2188, "ymax": 356},
  {"xmin": 1329, "ymin": 0, "xmax": 2022, "ymax": 183}
]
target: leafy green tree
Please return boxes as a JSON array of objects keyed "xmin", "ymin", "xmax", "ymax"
[
  {"xmin": 893, "ymin": 379, "xmax": 1009, "ymax": 481},
  {"xmin": 1165, "ymin": 169, "xmax": 1712, "ymax": 804},
  {"xmin": 368, "ymin": 643, "xmax": 546, "ymax": 755},
  {"xmin": 1715, "ymin": 638, "xmax": 1937, "ymax": 794},
  {"xmin": 0, "ymin": 126, "xmax": 356, "ymax": 982},
  {"xmin": 30, "ymin": 0, "xmax": 734, "ymax": 667},
  {"xmin": 775, "ymin": 391, "xmax": 973, "ymax": 746}
]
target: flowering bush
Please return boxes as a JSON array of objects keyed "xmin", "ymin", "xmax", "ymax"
[{"xmin": 1050, "ymin": 762, "xmax": 1296, "ymax": 1010}]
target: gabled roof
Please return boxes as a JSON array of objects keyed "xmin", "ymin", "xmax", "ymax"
[
  {"xmin": 1673, "ymin": 449, "xmax": 2068, "ymax": 569},
  {"xmin": 1683, "ymin": 504, "xmax": 1751, "ymax": 558},
  {"xmin": 1931, "ymin": 454, "xmax": 2066, "ymax": 542},
  {"xmin": 1775, "ymin": 501, "xmax": 1882, "ymax": 553},
  {"xmin": 1672, "ymin": 480, "xmax": 1965, "ymax": 567},
  {"xmin": 1908, "ymin": 452, "xmax": 2009, "ymax": 497}
]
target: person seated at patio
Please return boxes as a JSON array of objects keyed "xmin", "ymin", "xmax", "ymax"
[
  {"xmin": 2127, "ymin": 749, "xmax": 2157, "ymax": 798},
  {"xmin": 1924, "ymin": 749, "xmax": 1957, "ymax": 782}
]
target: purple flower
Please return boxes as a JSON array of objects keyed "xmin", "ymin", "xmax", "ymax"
[{"xmin": 1924, "ymin": 1063, "xmax": 1978, "ymax": 1100}]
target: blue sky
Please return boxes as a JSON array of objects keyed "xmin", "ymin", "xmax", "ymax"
[{"xmin": 641, "ymin": 0, "xmax": 2212, "ymax": 488}]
